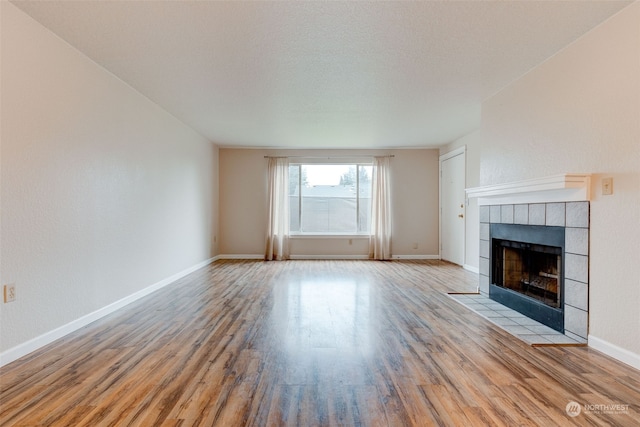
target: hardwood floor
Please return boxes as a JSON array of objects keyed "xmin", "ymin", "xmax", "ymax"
[{"xmin": 1, "ymin": 260, "xmax": 639, "ymax": 426}]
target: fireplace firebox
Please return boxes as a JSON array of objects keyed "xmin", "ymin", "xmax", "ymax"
[{"xmin": 490, "ymin": 224, "xmax": 565, "ymax": 332}]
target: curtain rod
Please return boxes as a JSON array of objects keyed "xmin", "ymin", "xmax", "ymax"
[{"xmin": 263, "ymin": 155, "xmax": 394, "ymax": 159}]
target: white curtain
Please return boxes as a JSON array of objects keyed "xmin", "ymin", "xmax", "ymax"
[
  {"xmin": 265, "ymin": 157, "xmax": 290, "ymax": 261},
  {"xmin": 369, "ymin": 156, "xmax": 392, "ymax": 260}
]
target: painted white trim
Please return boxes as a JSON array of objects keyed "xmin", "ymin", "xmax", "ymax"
[
  {"xmin": 391, "ymin": 255, "xmax": 440, "ymax": 260},
  {"xmin": 289, "ymin": 254, "xmax": 370, "ymax": 260},
  {"xmin": 219, "ymin": 254, "xmax": 441, "ymax": 261},
  {"xmin": 588, "ymin": 335, "xmax": 640, "ymax": 371},
  {"xmin": 463, "ymin": 264, "xmax": 480, "ymax": 274},
  {"xmin": 466, "ymin": 174, "xmax": 591, "ymax": 205},
  {"xmin": 289, "ymin": 234, "xmax": 370, "ymax": 239},
  {"xmin": 439, "ymin": 145, "xmax": 466, "ymax": 162},
  {"xmin": 216, "ymin": 254, "xmax": 264, "ymax": 260},
  {"xmin": 219, "ymin": 254, "xmax": 445, "ymax": 261},
  {"xmin": 0, "ymin": 258, "xmax": 214, "ymax": 367}
]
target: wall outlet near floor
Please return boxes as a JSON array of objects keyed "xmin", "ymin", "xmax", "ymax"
[
  {"xmin": 413, "ymin": 243, "xmax": 419, "ymax": 250},
  {"xmin": 4, "ymin": 284, "xmax": 16, "ymax": 303}
]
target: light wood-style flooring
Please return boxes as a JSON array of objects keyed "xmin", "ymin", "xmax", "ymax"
[{"xmin": 1, "ymin": 260, "xmax": 639, "ymax": 426}]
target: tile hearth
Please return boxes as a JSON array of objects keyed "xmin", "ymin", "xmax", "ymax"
[{"xmin": 449, "ymin": 293, "xmax": 587, "ymax": 346}]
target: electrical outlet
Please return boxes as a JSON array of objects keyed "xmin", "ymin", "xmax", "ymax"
[
  {"xmin": 4, "ymin": 284, "xmax": 16, "ymax": 303},
  {"xmin": 413, "ymin": 243, "xmax": 419, "ymax": 250}
]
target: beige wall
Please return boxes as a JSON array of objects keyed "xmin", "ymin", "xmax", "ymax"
[
  {"xmin": 1, "ymin": 3, "xmax": 218, "ymax": 355},
  {"xmin": 452, "ymin": 3, "xmax": 640, "ymax": 363},
  {"xmin": 219, "ymin": 148, "xmax": 440, "ymax": 258}
]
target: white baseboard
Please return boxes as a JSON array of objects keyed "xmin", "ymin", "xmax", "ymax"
[
  {"xmin": 217, "ymin": 254, "xmax": 442, "ymax": 261},
  {"xmin": 391, "ymin": 255, "xmax": 440, "ymax": 260},
  {"xmin": 0, "ymin": 257, "xmax": 214, "ymax": 368},
  {"xmin": 588, "ymin": 335, "xmax": 640, "ymax": 371},
  {"xmin": 289, "ymin": 254, "xmax": 370, "ymax": 260},
  {"xmin": 463, "ymin": 264, "xmax": 480, "ymax": 274},
  {"xmin": 216, "ymin": 254, "xmax": 264, "ymax": 260}
]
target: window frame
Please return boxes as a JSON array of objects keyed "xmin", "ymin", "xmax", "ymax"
[{"xmin": 289, "ymin": 162, "xmax": 373, "ymax": 236}]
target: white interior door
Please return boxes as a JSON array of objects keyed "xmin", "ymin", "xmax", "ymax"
[{"xmin": 440, "ymin": 149, "xmax": 466, "ymax": 266}]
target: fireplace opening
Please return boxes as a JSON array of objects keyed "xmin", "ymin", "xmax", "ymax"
[
  {"xmin": 492, "ymin": 240, "xmax": 561, "ymax": 308},
  {"xmin": 489, "ymin": 224, "xmax": 565, "ymax": 332}
]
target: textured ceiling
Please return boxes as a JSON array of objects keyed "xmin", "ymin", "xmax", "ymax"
[{"xmin": 11, "ymin": 0, "xmax": 632, "ymax": 149}]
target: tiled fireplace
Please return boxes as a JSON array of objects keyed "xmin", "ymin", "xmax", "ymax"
[
  {"xmin": 479, "ymin": 202, "xmax": 589, "ymax": 342},
  {"xmin": 468, "ymin": 174, "xmax": 591, "ymax": 344}
]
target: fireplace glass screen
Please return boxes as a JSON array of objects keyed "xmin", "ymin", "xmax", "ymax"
[{"xmin": 492, "ymin": 240, "xmax": 561, "ymax": 309}]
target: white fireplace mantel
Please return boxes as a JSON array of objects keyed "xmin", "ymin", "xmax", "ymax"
[{"xmin": 466, "ymin": 174, "xmax": 591, "ymax": 206}]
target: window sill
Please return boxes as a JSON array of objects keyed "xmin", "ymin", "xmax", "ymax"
[{"xmin": 289, "ymin": 234, "xmax": 370, "ymax": 239}]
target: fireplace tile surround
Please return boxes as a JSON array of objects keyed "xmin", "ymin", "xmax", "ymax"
[{"xmin": 479, "ymin": 201, "xmax": 589, "ymax": 343}]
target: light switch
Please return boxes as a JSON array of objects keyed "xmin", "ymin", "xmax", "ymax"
[{"xmin": 602, "ymin": 177, "xmax": 613, "ymax": 195}]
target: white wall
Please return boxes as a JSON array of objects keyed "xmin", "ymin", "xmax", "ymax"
[
  {"xmin": 0, "ymin": 3, "xmax": 218, "ymax": 360},
  {"xmin": 219, "ymin": 148, "xmax": 440, "ymax": 258},
  {"xmin": 456, "ymin": 3, "xmax": 640, "ymax": 366}
]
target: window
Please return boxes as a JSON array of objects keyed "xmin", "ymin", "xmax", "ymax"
[{"xmin": 289, "ymin": 164, "xmax": 372, "ymax": 234}]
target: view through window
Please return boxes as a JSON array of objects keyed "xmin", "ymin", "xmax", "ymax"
[{"xmin": 289, "ymin": 164, "xmax": 372, "ymax": 234}]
